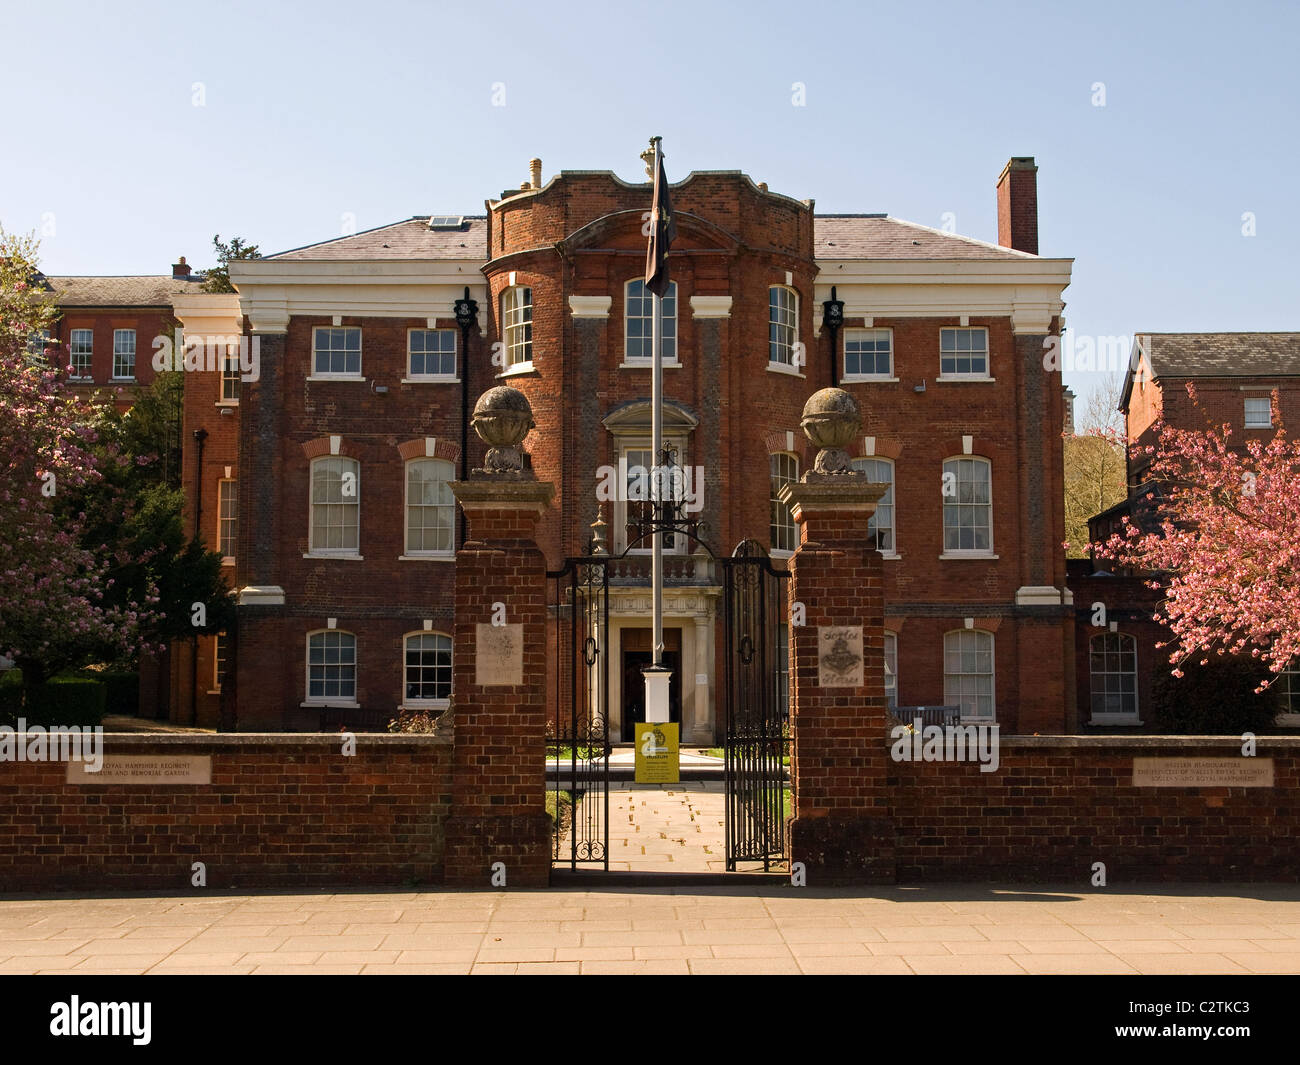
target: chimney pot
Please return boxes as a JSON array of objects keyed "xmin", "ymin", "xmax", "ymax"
[
  {"xmin": 172, "ymin": 256, "xmax": 192, "ymax": 279},
  {"xmin": 529, "ymin": 157, "xmax": 542, "ymax": 189},
  {"xmin": 996, "ymin": 156, "xmax": 1038, "ymax": 254}
]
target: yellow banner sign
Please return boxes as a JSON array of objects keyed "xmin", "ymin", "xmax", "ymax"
[{"xmin": 635, "ymin": 722, "xmax": 679, "ymax": 783}]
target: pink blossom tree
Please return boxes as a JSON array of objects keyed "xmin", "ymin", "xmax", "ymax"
[
  {"xmin": 1095, "ymin": 383, "xmax": 1300, "ymax": 690},
  {"xmin": 0, "ymin": 229, "xmax": 157, "ymax": 684}
]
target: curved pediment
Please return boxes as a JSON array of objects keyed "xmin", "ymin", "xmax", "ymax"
[
  {"xmin": 603, "ymin": 398, "xmax": 700, "ymax": 435},
  {"xmin": 562, "ymin": 210, "xmax": 738, "ymax": 254}
]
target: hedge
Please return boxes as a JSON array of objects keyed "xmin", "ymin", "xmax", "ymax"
[{"xmin": 0, "ymin": 671, "xmax": 107, "ymax": 728}]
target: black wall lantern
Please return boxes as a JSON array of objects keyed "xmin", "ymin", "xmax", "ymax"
[
  {"xmin": 454, "ymin": 286, "xmax": 479, "ymax": 542},
  {"xmin": 821, "ymin": 285, "xmax": 844, "ymax": 386}
]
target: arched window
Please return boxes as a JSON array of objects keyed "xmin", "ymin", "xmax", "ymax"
[
  {"xmin": 404, "ymin": 631, "xmax": 452, "ymax": 704},
  {"xmin": 306, "ymin": 630, "xmax": 357, "ymax": 703},
  {"xmin": 1089, "ymin": 632, "xmax": 1138, "ymax": 718},
  {"xmin": 942, "ymin": 457, "xmax": 992, "ymax": 554},
  {"xmin": 944, "ymin": 629, "xmax": 995, "ymax": 721},
  {"xmin": 883, "ymin": 631, "xmax": 898, "ymax": 710},
  {"xmin": 405, "ymin": 458, "xmax": 455, "ymax": 555},
  {"xmin": 625, "ymin": 279, "xmax": 677, "ymax": 363},
  {"xmin": 501, "ymin": 286, "xmax": 533, "ymax": 367},
  {"xmin": 769, "ymin": 452, "xmax": 799, "ymax": 553},
  {"xmin": 851, "ymin": 457, "xmax": 895, "ymax": 553},
  {"xmin": 309, "ymin": 456, "xmax": 360, "ymax": 554},
  {"xmin": 768, "ymin": 286, "xmax": 798, "ymax": 367}
]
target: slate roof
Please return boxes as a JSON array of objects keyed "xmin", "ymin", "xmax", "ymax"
[
  {"xmin": 1120, "ymin": 332, "xmax": 1300, "ymax": 412},
  {"xmin": 268, "ymin": 217, "xmax": 489, "ymax": 261},
  {"xmin": 45, "ymin": 275, "xmax": 198, "ymax": 306},
  {"xmin": 814, "ymin": 215, "xmax": 1038, "ymax": 261}
]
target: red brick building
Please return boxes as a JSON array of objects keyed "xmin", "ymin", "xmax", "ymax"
[
  {"xmin": 175, "ymin": 155, "xmax": 1077, "ymax": 736},
  {"xmin": 1070, "ymin": 333, "xmax": 1300, "ymax": 729}
]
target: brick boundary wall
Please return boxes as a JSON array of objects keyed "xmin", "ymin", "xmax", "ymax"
[
  {"xmin": 890, "ymin": 735, "xmax": 1300, "ymax": 882},
  {"xmin": 0, "ymin": 734, "xmax": 451, "ymax": 892}
]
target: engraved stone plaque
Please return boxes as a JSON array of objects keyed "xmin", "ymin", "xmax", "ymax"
[
  {"xmin": 476, "ymin": 622, "xmax": 523, "ymax": 686},
  {"xmin": 1132, "ymin": 757, "xmax": 1274, "ymax": 788},
  {"xmin": 818, "ymin": 625, "xmax": 864, "ymax": 688},
  {"xmin": 67, "ymin": 755, "xmax": 212, "ymax": 785}
]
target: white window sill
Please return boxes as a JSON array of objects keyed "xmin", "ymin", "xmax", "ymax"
[
  {"xmin": 303, "ymin": 552, "xmax": 364, "ymax": 560},
  {"xmin": 307, "ymin": 374, "xmax": 365, "ymax": 382},
  {"xmin": 398, "ymin": 553, "xmax": 456, "ymax": 562},
  {"xmin": 879, "ymin": 551, "xmax": 902, "ymax": 560},
  {"xmin": 301, "ymin": 700, "xmax": 360, "ymax": 709},
  {"xmin": 843, "ymin": 375, "xmax": 899, "ymax": 384},
  {"xmin": 401, "ymin": 376, "xmax": 460, "ymax": 384},
  {"xmin": 1088, "ymin": 716, "xmax": 1144, "ymax": 726},
  {"xmin": 400, "ymin": 701, "xmax": 450, "ymax": 712},
  {"xmin": 206, "ymin": 690, "xmax": 222, "ymax": 697},
  {"xmin": 216, "ymin": 400, "xmax": 239, "ymax": 407},
  {"xmin": 939, "ymin": 552, "xmax": 999, "ymax": 560},
  {"xmin": 960, "ymin": 717, "xmax": 997, "ymax": 726},
  {"xmin": 766, "ymin": 362, "xmax": 805, "ymax": 378},
  {"xmin": 619, "ymin": 360, "xmax": 682, "ymax": 370},
  {"xmin": 936, "ymin": 375, "xmax": 996, "ymax": 383},
  {"xmin": 110, "ymin": 377, "xmax": 136, "ymax": 383},
  {"xmin": 1275, "ymin": 714, "xmax": 1300, "ymax": 726},
  {"xmin": 221, "ymin": 557, "xmax": 235, "ymax": 567},
  {"xmin": 70, "ymin": 376, "xmax": 94, "ymax": 383},
  {"xmin": 770, "ymin": 548, "xmax": 795, "ymax": 560},
  {"xmin": 496, "ymin": 362, "xmax": 537, "ymax": 378}
]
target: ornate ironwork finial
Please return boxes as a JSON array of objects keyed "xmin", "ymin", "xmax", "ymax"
[
  {"xmin": 640, "ymin": 135, "xmax": 662, "ymax": 178},
  {"xmin": 590, "ymin": 504, "xmax": 608, "ymax": 555}
]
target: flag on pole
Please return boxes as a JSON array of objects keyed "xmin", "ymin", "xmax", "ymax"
[{"xmin": 644, "ymin": 147, "xmax": 677, "ymax": 297}]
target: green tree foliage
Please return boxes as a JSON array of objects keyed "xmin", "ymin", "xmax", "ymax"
[{"xmin": 200, "ymin": 235, "xmax": 260, "ymax": 294}]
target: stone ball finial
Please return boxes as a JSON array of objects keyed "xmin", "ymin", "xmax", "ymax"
[
  {"xmin": 471, "ymin": 386, "xmax": 536, "ymax": 475},
  {"xmin": 800, "ymin": 387, "xmax": 862, "ymax": 476}
]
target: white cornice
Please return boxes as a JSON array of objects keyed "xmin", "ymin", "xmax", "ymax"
[
  {"xmin": 690, "ymin": 295, "xmax": 733, "ymax": 319},
  {"xmin": 171, "ymin": 292, "xmax": 243, "ymax": 335},
  {"xmin": 569, "ymin": 295, "xmax": 612, "ymax": 318}
]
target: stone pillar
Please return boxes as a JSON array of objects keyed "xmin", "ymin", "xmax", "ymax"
[
  {"xmin": 780, "ymin": 388, "xmax": 894, "ymax": 884},
  {"xmin": 444, "ymin": 387, "xmax": 554, "ymax": 888}
]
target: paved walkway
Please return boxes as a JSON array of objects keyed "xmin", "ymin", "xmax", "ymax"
[
  {"xmin": 2, "ymin": 885, "xmax": 1298, "ymax": 974},
  {"xmin": 608, "ymin": 782, "xmax": 728, "ymax": 873}
]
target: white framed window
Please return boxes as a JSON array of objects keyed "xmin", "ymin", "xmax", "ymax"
[
  {"xmin": 1089, "ymin": 632, "xmax": 1138, "ymax": 719},
  {"xmin": 939, "ymin": 327, "xmax": 989, "ymax": 378},
  {"xmin": 768, "ymin": 286, "xmax": 798, "ymax": 367},
  {"xmin": 942, "ymin": 457, "xmax": 993, "ymax": 554},
  {"xmin": 884, "ymin": 631, "xmax": 898, "ymax": 710},
  {"xmin": 26, "ymin": 329, "xmax": 50, "ymax": 361},
  {"xmin": 309, "ymin": 456, "xmax": 360, "ymax": 554},
  {"xmin": 1277, "ymin": 669, "xmax": 1300, "ymax": 723},
  {"xmin": 220, "ymin": 346, "xmax": 240, "ymax": 401},
  {"xmin": 850, "ymin": 457, "xmax": 896, "ymax": 553},
  {"xmin": 405, "ymin": 458, "xmax": 456, "ymax": 555},
  {"xmin": 214, "ymin": 633, "xmax": 228, "ymax": 691},
  {"xmin": 306, "ymin": 630, "xmax": 356, "ymax": 703},
  {"xmin": 944, "ymin": 629, "xmax": 995, "ymax": 721},
  {"xmin": 502, "ymin": 286, "xmax": 533, "ymax": 368},
  {"xmin": 769, "ymin": 452, "xmax": 799, "ymax": 553},
  {"xmin": 69, "ymin": 329, "xmax": 93, "ymax": 379},
  {"xmin": 112, "ymin": 329, "xmax": 136, "ymax": 379},
  {"xmin": 217, "ymin": 479, "xmax": 237, "ymax": 559},
  {"xmin": 408, "ymin": 329, "xmax": 457, "ymax": 379},
  {"xmin": 404, "ymin": 631, "xmax": 452, "ymax": 704},
  {"xmin": 844, "ymin": 328, "xmax": 893, "ymax": 379},
  {"xmin": 625, "ymin": 279, "xmax": 677, "ymax": 362},
  {"xmin": 1244, "ymin": 397, "xmax": 1272, "ymax": 429},
  {"xmin": 312, "ymin": 326, "xmax": 362, "ymax": 377},
  {"xmin": 620, "ymin": 447, "xmax": 681, "ymax": 554}
]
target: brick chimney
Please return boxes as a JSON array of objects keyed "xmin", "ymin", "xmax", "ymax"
[
  {"xmin": 1062, "ymin": 385, "xmax": 1076, "ymax": 436},
  {"xmin": 996, "ymin": 157, "xmax": 1038, "ymax": 254},
  {"xmin": 172, "ymin": 256, "xmax": 192, "ymax": 279}
]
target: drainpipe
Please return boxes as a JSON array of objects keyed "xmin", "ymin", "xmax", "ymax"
[{"xmin": 190, "ymin": 427, "xmax": 208, "ymax": 725}]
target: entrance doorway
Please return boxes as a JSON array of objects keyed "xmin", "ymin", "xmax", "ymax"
[{"xmin": 620, "ymin": 626, "xmax": 681, "ymax": 741}]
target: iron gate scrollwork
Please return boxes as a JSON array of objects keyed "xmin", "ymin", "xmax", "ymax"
[
  {"xmin": 547, "ymin": 556, "xmax": 611, "ymax": 869},
  {"xmin": 722, "ymin": 539, "xmax": 791, "ymax": 871}
]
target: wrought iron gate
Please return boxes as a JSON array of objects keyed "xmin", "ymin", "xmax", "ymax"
[
  {"xmin": 721, "ymin": 540, "xmax": 792, "ymax": 871},
  {"xmin": 547, "ymin": 556, "xmax": 611, "ymax": 870}
]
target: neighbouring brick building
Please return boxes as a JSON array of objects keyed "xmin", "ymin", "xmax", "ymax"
[
  {"xmin": 1070, "ymin": 332, "xmax": 1300, "ymax": 729},
  {"xmin": 173, "ymin": 154, "xmax": 1077, "ymax": 736}
]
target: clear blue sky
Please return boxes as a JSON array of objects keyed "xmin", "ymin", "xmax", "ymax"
[{"xmin": 4, "ymin": 0, "xmax": 1297, "ymax": 412}]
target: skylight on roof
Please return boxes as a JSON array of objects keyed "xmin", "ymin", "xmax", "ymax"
[{"xmin": 428, "ymin": 215, "xmax": 464, "ymax": 230}]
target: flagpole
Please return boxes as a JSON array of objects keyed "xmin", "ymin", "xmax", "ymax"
[{"xmin": 651, "ymin": 138, "xmax": 665, "ymax": 673}]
